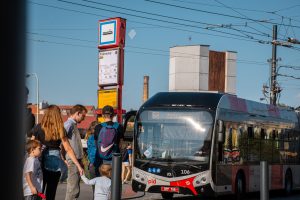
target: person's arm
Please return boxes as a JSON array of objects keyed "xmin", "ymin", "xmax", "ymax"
[
  {"xmin": 80, "ymin": 174, "xmax": 97, "ymax": 185},
  {"xmin": 29, "ymin": 124, "xmax": 40, "ymax": 140},
  {"xmin": 61, "ymin": 136, "xmax": 83, "ymax": 175},
  {"xmin": 25, "ymin": 172, "xmax": 37, "ymax": 195},
  {"xmin": 107, "ymin": 185, "xmax": 111, "ymax": 199},
  {"xmin": 60, "ymin": 144, "xmax": 69, "ymax": 167},
  {"xmin": 93, "ymin": 124, "xmax": 101, "ymax": 142}
]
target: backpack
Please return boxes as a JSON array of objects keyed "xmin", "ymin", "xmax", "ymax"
[
  {"xmin": 97, "ymin": 122, "xmax": 119, "ymax": 159},
  {"xmin": 122, "ymin": 148, "xmax": 129, "ymax": 162}
]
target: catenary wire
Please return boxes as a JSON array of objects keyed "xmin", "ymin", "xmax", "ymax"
[
  {"xmin": 145, "ymin": 0, "xmax": 300, "ymax": 29},
  {"xmin": 28, "ymin": 1, "xmax": 272, "ymax": 43}
]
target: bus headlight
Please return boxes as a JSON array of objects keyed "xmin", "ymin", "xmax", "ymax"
[
  {"xmin": 193, "ymin": 171, "xmax": 210, "ymax": 187},
  {"xmin": 201, "ymin": 177, "xmax": 207, "ymax": 183},
  {"xmin": 133, "ymin": 168, "xmax": 147, "ymax": 184}
]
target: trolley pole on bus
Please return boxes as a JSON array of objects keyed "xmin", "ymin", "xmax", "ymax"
[
  {"xmin": 111, "ymin": 153, "xmax": 122, "ymax": 200},
  {"xmin": 260, "ymin": 161, "xmax": 269, "ymax": 200}
]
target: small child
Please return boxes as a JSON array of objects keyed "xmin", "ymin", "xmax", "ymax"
[
  {"xmin": 23, "ymin": 140, "xmax": 43, "ymax": 200},
  {"xmin": 81, "ymin": 164, "xmax": 112, "ymax": 200}
]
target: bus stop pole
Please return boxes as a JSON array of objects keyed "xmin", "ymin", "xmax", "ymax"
[
  {"xmin": 260, "ymin": 161, "xmax": 269, "ymax": 200},
  {"xmin": 111, "ymin": 153, "xmax": 122, "ymax": 200}
]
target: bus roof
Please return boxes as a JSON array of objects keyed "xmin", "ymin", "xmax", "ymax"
[
  {"xmin": 141, "ymin": 92, "xmax": 299, "ymax": 128},
  {"xmin": 142, "ymin": 92, "xmax": 224, "ymax": 110}
]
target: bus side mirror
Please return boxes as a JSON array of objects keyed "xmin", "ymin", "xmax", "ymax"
[{"xmin": 217, "ymin": 120, "xmax": 224, "ymax": 143}]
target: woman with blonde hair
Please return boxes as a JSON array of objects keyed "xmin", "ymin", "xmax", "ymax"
[{"xmin": 32, "ymin": 105, "xmax": 83, "ymax": 200}]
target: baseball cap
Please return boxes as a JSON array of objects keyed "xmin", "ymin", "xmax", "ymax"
[{"xmin": 102, "ymin": 105, "xmax": 114, "ymax": 115}]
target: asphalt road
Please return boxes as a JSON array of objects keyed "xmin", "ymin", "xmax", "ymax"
[{"xmin": 56, "ymin": 182, "xmax": 300, "ymax": 200}]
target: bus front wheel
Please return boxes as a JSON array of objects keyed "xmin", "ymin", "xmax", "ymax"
[
  {"xmin": 284, "ymin": 170, "xmax": 293, "ymax": 196},
  {"xmin": 161, "ymin": 192, "xmax": 174, "ymax": 199}
]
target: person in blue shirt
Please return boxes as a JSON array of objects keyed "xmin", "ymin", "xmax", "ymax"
[
  {"xmin": 86, "ymin": 121, "xmax": 99, "ymax": 177},
  {"xmin": 121, "ymin": 143, "xmax": 132, "ymax": 184}
]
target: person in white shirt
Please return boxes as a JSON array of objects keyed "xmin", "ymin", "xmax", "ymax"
[
  {"xmin": 81, "ymin": 164, "xmax": 112, "ymax": 200},
  {"xmin": 23, "ymin": 140, "xmax": 43, "ymax": 200}
]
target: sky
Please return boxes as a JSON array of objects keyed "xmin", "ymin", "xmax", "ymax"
[{"xmin": 27, "ymin": 0, "xmax": 300, "ymax": 111}]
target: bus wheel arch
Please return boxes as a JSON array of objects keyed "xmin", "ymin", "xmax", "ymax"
[
  {"xmin": 235, "ymin": 170, "xmax": 246, "ymax": 200},
  {"xmin": 284, "ymin": 168, "xmax": 293, "ymax": 196}
]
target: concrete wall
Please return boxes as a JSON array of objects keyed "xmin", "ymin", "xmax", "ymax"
[
  {"xmin": 169, "ymin": 45, "xmax": 209, "ymax": 92},
  {"xmin": 169, "ymin": 45, "xmax": 237, "ymax": 94},
  {"xmin": 225, "ymin": 51, "xmax": 237, "ymax": 94}
]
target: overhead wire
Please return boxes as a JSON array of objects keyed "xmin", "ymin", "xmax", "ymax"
[
  {"xmin": 31, "ymin": 0, "xmax": 300, "ymax": 42},
  {"xmin": 29, "ymin": 0, "xmax": 300, "ymax": 55},
  {"xmin": 28, "ymin": 33, "xmax": 269, "ymax": 65},
  {"xmin": 57, "ymin": 0, "xmax": 300, "ymax": 50},
  {"xmin": 277, "ymin": 74, "xmax": 300, "ymax": 80},
  {"xmin": 31, "ymin": 1, "xmax": 280, "ymax": 44},
  {"xmin": 55, "ymin": 0, "xmax": 262, "ymax": 41},
  {"xmin": 78, "ymin": 0, "xmax": 271, "ymax": 41},
  {"xmin": 169, "ymin": 0, "xmax": 298, "ymax": 15},
  {"xmin": 213, "ymin": 0, "xmax": 271, "ymax": 32},
  {"xmin": 30, "ymin": 2, "xmax": 264, "ymax": 42},
  {"xmin": 29, "ymin": 1, "xmax": 260, "ymax": 42},
  {"xmin": 271, "ymin": 5, "xmax": 300, "ymax": 13},
  {"xmin": 145, "ymin": 0, "xmax": 300, "ymax": 29}
]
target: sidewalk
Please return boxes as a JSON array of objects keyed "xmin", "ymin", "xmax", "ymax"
[{"xmin": 56, "ymin": 182, "xmax": 144, "ymax": 200}]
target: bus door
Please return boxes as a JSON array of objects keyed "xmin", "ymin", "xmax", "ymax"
[{"xmin": 123, "ymin": 110, "xmax": 137, "ymax": 142}]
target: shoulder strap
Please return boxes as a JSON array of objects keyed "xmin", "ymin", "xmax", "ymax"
[
  {"xmin": 101, "ymin": 122, "xmax": 107, "ymax": 127},
  {"xmin": 98, "ymin": 123, "xmax": 106, "ymax": 142},
  {"xmin": 112, "ymin": 122, "xmax": 119, "ymax": 129}
]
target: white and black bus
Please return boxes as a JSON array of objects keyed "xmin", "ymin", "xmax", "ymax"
[{"xmin": 127, "ymin": 92, "xmax": 300, "ymax": 199}]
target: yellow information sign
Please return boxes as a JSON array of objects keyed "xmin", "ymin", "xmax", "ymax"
[{"xmin": 98, "ymin": 89, "xmax": 118, "ymax": 109}]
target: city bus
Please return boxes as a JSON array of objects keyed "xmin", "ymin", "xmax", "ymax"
[{"xmin": 128, "ymin": 92, "xmax": 300, "ymax": 199}]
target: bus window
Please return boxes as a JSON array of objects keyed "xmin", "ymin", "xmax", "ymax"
[
  {"xmin": 248, "ymin": 126, "xmax": 260, "ymax": 162},
  {"xmin": 248, "ymin": 126, "xmax": 254, "ymax": 139},
  {"xmin": 223, "ymin": 121, "xmax": 232, "ymax": 163},
  {"xmin": 271, "ymin": 129, "xmax": 277, "ymax": 140},
  {"xmin": 237, "ymin": 124, "xmax": 247, "ymax": 163},
  {"xmin": 223, "ymin": 122, "xmax": 242, "ymax": 164},
  {"xmin": 261, "ymin": 128, "xmax": 266, "ymax": 139},
  {"xmin": 254, "ymin": 126, "xmax": 260, "ymax": 139},
  {"xmin": 261, "ymin": 127, "xmax": 272, "ymax": 162}
]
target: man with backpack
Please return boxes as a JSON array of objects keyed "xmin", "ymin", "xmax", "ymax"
[{"xmin": 94, "ymin": 105, "xmax": 124, "ymax": 166}]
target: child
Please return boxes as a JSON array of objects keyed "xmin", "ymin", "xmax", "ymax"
[
  {"xmin": 81, "ymin": 164, "xmax": 112, "ymax": 200},
  {"xmin": 23, "ymin": 140, "xmax": 43, "ymax": 200}
]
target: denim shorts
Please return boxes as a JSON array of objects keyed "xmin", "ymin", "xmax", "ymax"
[{"xmin": 43, "ymin": 149, "xmax": 64, "ymax": 172}]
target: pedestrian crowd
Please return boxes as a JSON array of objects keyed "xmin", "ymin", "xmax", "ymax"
[{"xmin": 23, "ymin": 91, "xmax": 130, "ymax": 200}]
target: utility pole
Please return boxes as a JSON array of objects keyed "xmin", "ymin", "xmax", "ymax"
[{"xmin": 270, "ymin": 25, "xmax": 277, "ymax": 105}]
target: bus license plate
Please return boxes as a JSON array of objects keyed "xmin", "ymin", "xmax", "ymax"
[{"xmin": 161, "ymin": 186, "xmax": 179, "ymax": 193}]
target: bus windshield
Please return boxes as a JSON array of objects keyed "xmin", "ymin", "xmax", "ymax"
[{"xmin": 136, "ymin": 109, "xmax": 214, "ymax": 163}]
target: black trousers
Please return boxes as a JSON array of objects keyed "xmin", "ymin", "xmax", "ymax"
[{"xmin": 42, "ymin": 169, "xmax": 61, "ymax": 200}]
